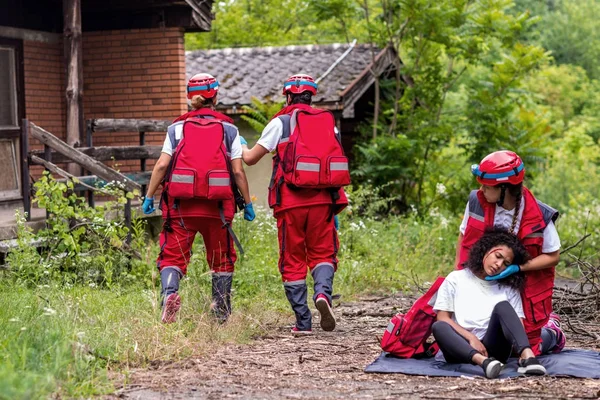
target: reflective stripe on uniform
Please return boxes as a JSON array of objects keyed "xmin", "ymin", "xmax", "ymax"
[
  {"xmin": 469, "ymin": 212, "xmax": 484, "ymax": 222},
  {"xmin": 330, "ymin": 162, "xmax": 348, "ymax": 171},
  {"xmin": 279, "ymin": 137, "xmax": 290, "ymax": 143},
  {"xmin": 296, "ymin": 162, "xmax": 320, "ymax": 172},
  {"xmin": 283, "ymin": 279, "xmax": 306, "ymax": 287},
  {"xmin": 525, "ymin": 232, "xmax": 544, "ymax": 238},
  {"xmin": 312, "ymin": 262, "xmax": 334, "ymax": 276},
  {"xmin": 208, "ymin": 177, "xmax": 230, "ymax": 186},
  {"xmin": 171, "ymin": 174, "xmax": 194, "ymax": 183},
  {"xmin": 386, "ymin": 321, "xmax": 396, "ymax": 334},
  {"xmin": 213, "ymin": 271, "xmax": 233, "ymax": 277}
]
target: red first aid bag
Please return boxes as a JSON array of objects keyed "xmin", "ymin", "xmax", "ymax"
[
  {"xmin": 280, "ymin": 109, "xmax": 350, "ymax": 189},
  {"xmin": 380, "ymin": 277, "xmax": 445, "ymax": 358},
  {"xmin": 166, "ymin": 118, "xmax": 233, "ymax": 201}
]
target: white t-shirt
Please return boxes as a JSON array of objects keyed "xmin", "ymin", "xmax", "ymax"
[
  {"xmin": 161, "ymin": 122, "xmax": 243, "ymax": 159},
  {"xmin": 458, "ymin": 199, "xmax": 561, "ymax": 253},
  {"xmin": 257, "ymin": 115, "xmax": 340, "ymax": 153},
  {"xmin": 433, "ymin": 269, "xmax": 525, "ymax": 340}
]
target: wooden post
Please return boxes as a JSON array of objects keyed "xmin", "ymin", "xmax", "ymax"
[
  {"xmin": 63, "ymin": 0, "xmax": 84, "ymax": 176},
  {"xmin": 139, "ymin": 131, "xmax": 147, "ymax": 196},
  {"xmin": 44, "ymin": 144, "xmax": 52, "ymax": 220},
  {"xmin": 21, "ymin": 119, "xmax": 31, "ymax": 222},
  {"xmin": 86, "ymin": 120, "xmax": 94, "ymax": 207}
]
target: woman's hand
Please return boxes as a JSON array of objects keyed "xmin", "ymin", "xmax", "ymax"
[{"xmin": 468, "ymin": 335, "xmax": 488, "ymax": 357}]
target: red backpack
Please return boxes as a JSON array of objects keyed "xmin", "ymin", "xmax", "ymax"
[
  {"xmin": 380, "ymin": 277, "xmax": 445, "ymax": 358},
  {"xmin": 278, "ymin": 108, "xmax": 350, "ymax": 189},
  {"xmin": 165, "ymin": 118, "xmax": 233, "ymax": 201}
]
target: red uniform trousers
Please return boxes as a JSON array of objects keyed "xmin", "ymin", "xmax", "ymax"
[
  {"xmin": 277, "ymin": 204, "xmax": 339, "ymax": 282},
  {"xmin": 157, "ymin": 216, "xmax": 236, "ymax": 275}
]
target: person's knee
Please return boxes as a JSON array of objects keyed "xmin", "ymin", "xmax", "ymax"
[
  {"xmin": 493, "ymin": 300, "xmax": 512, "ymax": 313},
  {"xmin": 432, "ymin": 320, "xmax": 450, "ymax": 338}
]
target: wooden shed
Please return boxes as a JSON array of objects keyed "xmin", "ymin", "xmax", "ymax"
[{"xmin": 0, "ymin": 0, "xmax": 214, "ymax": 214}]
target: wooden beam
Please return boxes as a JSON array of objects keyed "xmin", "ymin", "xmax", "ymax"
[
  {"xmin": 0, "ymin": 26, "xmax": 62, "ymax": 44},
  {"xmin": 30, "ymin": 145, "xmax": 163, "ymax": 163},
  {"xmin": 64, "ymin": 0, "xmax": 85, "ymax": 175},
  {"xmin": 29, "ymin": 122, "xmax": 141, "ymax": 193},
  {"xmin": 51, "ymin": 172, "xmax": 152, "ymax": 192},
  {"xmin": 30, "ymin": 155, "xmax": 113, "ymax": 195},
  {"xmin": 91, "ymin": 119, "xmax": 171, "ymax": 133}
]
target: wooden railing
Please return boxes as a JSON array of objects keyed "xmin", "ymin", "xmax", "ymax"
[{"xmin": 21, "ymin": 118, "xmax": 172, "ymax": 240}]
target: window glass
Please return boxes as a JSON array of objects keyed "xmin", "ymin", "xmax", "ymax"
[{"xmin": 0, "ymin": 47, "xmax": 17, "ymax": 128}]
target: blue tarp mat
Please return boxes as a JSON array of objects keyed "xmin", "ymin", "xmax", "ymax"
[{"xmin": 365, "ymin": 349, "xmax": 600, "ymax": 378}]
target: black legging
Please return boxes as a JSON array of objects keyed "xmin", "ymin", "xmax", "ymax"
[{"xmin": 432, "ymin": 301, "xmax": 531, "ymax": 364}]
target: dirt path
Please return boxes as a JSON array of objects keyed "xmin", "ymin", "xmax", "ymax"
[{"xmin": 110, "ymin": 295, "xmax": 600, "ymax": 400}]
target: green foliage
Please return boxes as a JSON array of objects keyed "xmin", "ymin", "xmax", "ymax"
[
  {"xmin": 185, "ymin": 0, "xmax": 370, "ymax": 50},
  {"xmin": 0, "ymin": 201, "xmax": 459, "ymax": 398},
  {"xmin": 240, "ymin": 97, "xmax": 285, "ymax": 133},
  {"xmin": 5, "ymin": 173, "xmax": 149, "ymax": 288},
  {"xmin": 351, "ymin": 0, "xmax": 548, "ymax": 214},
  {"xmin": 533, "ymin": 0, "xmax": 600, "ymax": 80},
  {"xmin": 529, "ymin": 129, "xmax": 600, "ymax": 214}
]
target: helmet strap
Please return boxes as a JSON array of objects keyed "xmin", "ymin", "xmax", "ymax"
[{"xmin": 497, "ymin": 185, "xmax": 506, "ymax": 207}]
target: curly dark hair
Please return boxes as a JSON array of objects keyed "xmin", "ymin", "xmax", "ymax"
[{"xmin": 465, "ymin": 227, "xmax": 529, "ymax": 290}]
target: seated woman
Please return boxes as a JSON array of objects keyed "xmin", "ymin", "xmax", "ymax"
[{"xmin": 433, "ymin": 228, "xmax": 547, "ymax": 379}]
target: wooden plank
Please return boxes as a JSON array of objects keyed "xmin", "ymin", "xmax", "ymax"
[
  {"xmin": 29, "ymin": 122, "xmax": 141, "ymax": 193},
  {"xmin": 53, "ymin": 172, "xmax": 152, "ymax": 191},
  {"xmin": 64, "ymin": 0, "xmax": 85, "ymax": 176},
  {"xmin": 21, "ymin": 120, "xmax": 31, "ymax": 221},
  {"xmin": 0, "ymin": 25, "xmax": 61, "ymax": 44},
  {"xmin": 91, "ymin": 119, "xmax": 171, "ymax": 133},
  {"xmin": 30, "ymin": 145, "xmax": 162, "ymax": 163},
  {"xmin": 30, "ymin": 155, "xmax": 113, "ymax": 195}
]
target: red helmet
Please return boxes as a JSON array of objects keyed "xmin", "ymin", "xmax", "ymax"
[
  {"xmin": 471, "ymin": 150, "xmax": 525, "ymax": 186},
  {"xmin": 187, "ymin": 73, "xmax": 219, "ymax": 100},
  {"xmin": 282, "ymin": 74, "xmax": 318, "ymax": 95}
]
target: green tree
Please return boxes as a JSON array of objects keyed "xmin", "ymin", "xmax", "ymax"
[
  {"xmin": 352, "ymin": 0, "xmax": 548, "ymax": 214},
  {"xmin": 185, "ymin": 0, "xmax": 368, "ymax": 49}
]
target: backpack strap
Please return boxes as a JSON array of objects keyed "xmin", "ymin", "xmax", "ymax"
[
  {"xmin": 167, "ymin": 121, "xmax": 184, "ymax": 150},
  {"xmin": 467, "ymin": 189, "xmax": 485, "ymax": 222},
  {"xmin": 221, "ymin": 122, "xmax": 245, "ymax": 211},
  {"xmin": 278, "ymin": 114, "xmax": 291, "ymax": 143},
  {"xmin": 536, "ymin": 200, "xmax": 559, "ymax": 225}
]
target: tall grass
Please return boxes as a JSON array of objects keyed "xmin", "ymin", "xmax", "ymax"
[{"xmin": 0, "ymin": 204, "xmax": 459, "ymax": 399}]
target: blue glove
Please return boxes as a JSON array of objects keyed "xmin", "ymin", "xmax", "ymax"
[
  {"xmin": 334, "ymin": 215, "xmax": 339, "ymax": 231},
  {"xmin": 239, "ymin": 136, "xmax": 248, "ymax": 146},
  {"xmin": 142, "ymin": 196, "xmax": 155, "ymax": 214},
  {"xmin": 244, "ymin": 202, "xmax": 255, "ymax": 221},
  {"xmin": 485, "ymin": 264, "xmax": 520, "ymax": 281}
]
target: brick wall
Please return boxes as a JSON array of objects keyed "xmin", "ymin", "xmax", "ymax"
[
  {"xmin": 21, "ymin": 27, "xmax": 187, "ymax": 181},
  {"xmin": 83, "ymin": 27, "xmax": 187, "ymax": 174},
  {"xmin": 23, "ymin": 40, "xmax": 66, "ymax": 177}
]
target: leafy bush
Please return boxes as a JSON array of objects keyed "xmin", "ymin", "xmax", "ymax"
[{"xmin": 5, "ymin": 173, "xmax": 149, "ymax": 288}]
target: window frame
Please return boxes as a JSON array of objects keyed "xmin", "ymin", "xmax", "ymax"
[{"xmin": 0, "ymin": 37, "xmax": 25, "ymax": 201}]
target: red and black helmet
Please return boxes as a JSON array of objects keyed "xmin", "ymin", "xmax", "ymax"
[
  {"xmin": 187, "ymin": 73, "xmax": 219, "ymax": 100},
  {"xmin": 471, "ymin": 150, "xmax": 525, "ymax": 186},
  {"xmin": 282, "ymin": 74, "xmax": 318, "ymax": 95}
]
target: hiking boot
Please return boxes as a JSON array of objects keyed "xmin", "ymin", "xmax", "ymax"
[
  {"xmin": 544, "ymin": 312, "xmax": 566, "ymax": 353},
  {"xmin": 291, "ymin": 326, "xmax": 313, "ymax": 336},
  {"xmin": 481, "ymin": 358, "xmax": 504, "ymax": 379},
  {"xmin": 161, "ymin": 293, "xmax": 181, "ymax": 324},
  {"xmin": 518, "ymin": 357, "xmax": 547, "ymax": 376},
  {"xmin": 315, "ymin": 294, "xmax": 336, "ymax": 332}
]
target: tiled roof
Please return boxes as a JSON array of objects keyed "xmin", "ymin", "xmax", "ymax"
[{"xmin": 185, "ymin": 43, "xmax": 383, "ymax": 110}]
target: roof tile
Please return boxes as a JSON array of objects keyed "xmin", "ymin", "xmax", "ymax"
[{"xmin": 185, "ymin": 43, "xmax": 377, "ymax": 107}]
